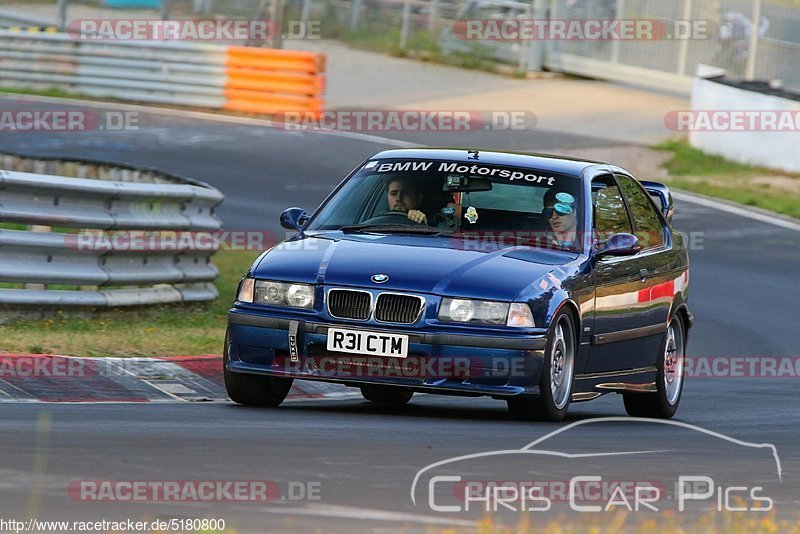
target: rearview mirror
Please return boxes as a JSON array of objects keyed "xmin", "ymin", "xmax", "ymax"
[
  {"xmin": 442, "ymin": 175, "xmax": 493, "ymax": 193},
  {"xmin": 280, "ymin": 207, "xmax": 309, "ymax": 232},
  {"xmin": 641, "ymin": 180, "xmax": 674, "ymax": 223},
  {"xmin": 594, "ymin": 233, "xmax": 641, "ymax": 257}
]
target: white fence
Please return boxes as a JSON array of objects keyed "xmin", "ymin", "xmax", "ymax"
[{"xmin": 3, "ymin": 0, "xmax": 797, "ymax": 94}]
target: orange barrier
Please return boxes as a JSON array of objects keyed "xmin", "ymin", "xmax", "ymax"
[{"xmin": 224, "ymin": 46, "xmax": 325, "ymax": 116}]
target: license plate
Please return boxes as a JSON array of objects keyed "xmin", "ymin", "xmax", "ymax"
[{"xmin": 326, "ymin": 328, "xmax": 408, "ymax": 358}]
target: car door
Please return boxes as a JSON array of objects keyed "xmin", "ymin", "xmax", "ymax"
[
  {"xmin": 614, "ymin": 172, "xmax": 676, "ymax": 369},
  {"xmin": 584, "ymin": 174, "xmax": 654, "ymax": 373}
]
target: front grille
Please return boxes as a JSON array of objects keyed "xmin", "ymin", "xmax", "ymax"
[
  {"xmin": 308, "ymin": 344, "xmax": 327, "ymax": 358},
  {"xmin": 328, "ymin": 289, "xmax": 371, "ymax": 320},
  {"xmin": 376, "ymin": 293, "xmax": 423, "ymax": 324}
]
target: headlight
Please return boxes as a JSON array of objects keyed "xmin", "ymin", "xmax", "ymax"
[
  {"xmin": 238, "ymin": 278, "xmax": 315, "ymax": 309},
  {"xmin": 439, "ymin": 298, "xmax": 509, "ymax": 325},
  {"xmin": 260, "ymin": 281, "xmax": 285, "ymax": 305},
  {"xmin": 286, "ymin": 284, "xmax": 314, "ymax": 308}
]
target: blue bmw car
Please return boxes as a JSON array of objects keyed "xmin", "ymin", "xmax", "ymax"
[{"xmin": 224, "ymin": 148, "xmax": 692, "ymax": 421}]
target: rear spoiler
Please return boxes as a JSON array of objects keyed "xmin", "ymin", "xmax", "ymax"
[{"xmin": 641, "ymin": 180, "xmax": 674, "ymax": 223}]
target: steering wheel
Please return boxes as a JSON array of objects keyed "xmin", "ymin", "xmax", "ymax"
[{"xmin": 360, "ymin": 210, "xmax": 427, "ymax": 226}]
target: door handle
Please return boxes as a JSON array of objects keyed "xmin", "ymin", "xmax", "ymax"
[{"xmin": 639, "ymin": 268, "xmax": 649, "ymax": 282}]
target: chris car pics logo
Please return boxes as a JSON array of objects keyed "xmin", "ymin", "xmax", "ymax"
[{"xmin": 411, "ymin": 418, "xmax": 781, "ymax": 514}]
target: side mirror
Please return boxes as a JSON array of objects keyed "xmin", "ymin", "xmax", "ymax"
[
  {"xmin": 280, "ymin": 207, "xmax": 309, "ymax": 232},
  {"xmin": 594, "ymin": 233, "xmax": 641, "ymax": 257},
  {"xmin": 641, "ymin": 180, "xmax": 674, "ymax": 223}
]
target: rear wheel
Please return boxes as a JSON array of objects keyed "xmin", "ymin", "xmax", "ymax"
[
  {"xmin": 360, "ymin": 385, "xmax": 414, "ymax": 405},
  {"xmin": 623, "ymin": 316, "xmax": 685, "ymax": 418},
  {"xmin": 508, "ymin": 310, "xmax": 576, "ymax": 422},
  {"xmin": 223, "ymin": 344, "xmax": 293, "ymax": 407}
]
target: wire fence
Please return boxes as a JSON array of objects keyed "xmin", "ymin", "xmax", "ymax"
[{"xmin": 0, "ymin": 0, "xmax": 797, "ymax": 92}]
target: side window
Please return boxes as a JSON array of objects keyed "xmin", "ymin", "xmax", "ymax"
[
  {"xmin": 615, "ymin": 174, "xmax": 665, "ymax": 249},
  {"xmin": 591, "ymin": 175, "xmax": 632, "ymax": 240}
]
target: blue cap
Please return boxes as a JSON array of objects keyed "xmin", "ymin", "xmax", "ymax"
[
  {"xmin": 555, "ymin": 192, "xmax": 575, "ymax": 204},
  {"xmin": 554, "ymin": 202, "xmax": 573, "ymax": 215}
]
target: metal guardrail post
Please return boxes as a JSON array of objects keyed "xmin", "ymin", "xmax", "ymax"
[
  {"xmin": 400, "ymin": 0, "xmax": 411, "ymax": 49},
  {"xmin": 273, "ymin": 0, "xmax": 285, "ymax": 49},
  {"xmin": 57, "ymin": 0, "xmax": 68, "ymax": 32},
  {"xmin": 544, "ymin": 0, "xmax": 561, "ymax": 68},
  {"xmin": 745, "ymin": 0, "xmax": 762, "ymax": 80},
  {"xmin": 524, "ymin": 0, "xmax": 546, "ymax": 72},
  {"xmin": 427, "ymin": 0, "xmax": 439, "ymax": 33},
  {"xmin": 610, "ymin": 0, "xmax": 625, "ymax": 65},
  {"xmin": 161, "ymin": 0, "xmax": 172, "ymax": 20},
  {"xmin": 350, "ymin": 0, "xmax": 362, "ymax": 30},
  {"xmin": 676, "ymin": 0, "xmax": 693, "ymax": 76}
]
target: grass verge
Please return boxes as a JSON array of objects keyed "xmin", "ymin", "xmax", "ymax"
[
  {"xmin": 452, "ymin": 507, "xmax": 797, "ymax": 534},
  {"xmin": 0, "ymin": 250, "xmax": 259, "ymax": 357},
  {"xmin": 0, "ymin": 86, "xmax": 79, "ymax": 99},
  {"xmin": 654, "ymin": 139, "xmax": 800, "ymax": 219}
]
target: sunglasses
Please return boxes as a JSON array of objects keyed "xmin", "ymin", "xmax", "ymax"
[{"xmin": 543, "ymin": 202, "xmax": 574, "ymax": 218}]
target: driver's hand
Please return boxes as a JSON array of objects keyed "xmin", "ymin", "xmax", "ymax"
[{"xmin": 407, "ymin": 210, "xmax": 427, "ymax": 225}]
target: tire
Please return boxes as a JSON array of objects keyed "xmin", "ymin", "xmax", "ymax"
[
  {"xmin": 623, "ymin": 316, "xmax": 686, "ymax": 419},
  {"xmin": 223, "ymin": 344, "xmax": 293, "ymax": 407},
  {"xmin": 360, "ymin": 385, "xmax": 414, "ymax": 405},
  {"xmin": 508, "ymin": 310, "xmax": 576, "ymax": 422}
]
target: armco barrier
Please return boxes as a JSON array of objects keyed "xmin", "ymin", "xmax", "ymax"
[
  {"xmin": 224, "ymin": 46, "xmax": 325, "ymax": 115},
  {"xmin": 0, "ymin": 155, "xmax": 225, "ymax": 307},
  {"xmin": 0, "ymin": 30, "xmax": 325, "ymax": 115},
  {"xmin": 4, "ymin": 26, "xmax": 59, "ymax": 33}
]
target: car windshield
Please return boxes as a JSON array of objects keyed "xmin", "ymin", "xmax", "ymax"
[{"xmin": 306, "ymin": 158, "xmax": 585, "ymax": 252}]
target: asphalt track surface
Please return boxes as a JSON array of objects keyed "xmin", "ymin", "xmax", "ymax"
[{"xmin": 1, "ymin": 96, "xmax": 798, "ymax": 531}]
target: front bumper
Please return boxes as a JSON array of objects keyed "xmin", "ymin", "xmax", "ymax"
[{"xmin": 226, "ymin": 309, "xmax": 548, "ymax": 397}]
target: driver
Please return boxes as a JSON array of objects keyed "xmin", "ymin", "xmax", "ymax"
[{"xmin": 387, "ymin": 178, "xmax": 427, "ymax": 225}]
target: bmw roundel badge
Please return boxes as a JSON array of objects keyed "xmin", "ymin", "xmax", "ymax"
[{"xmin": 371, "ymin": 274, "xmax": 389, "ymax": 284}]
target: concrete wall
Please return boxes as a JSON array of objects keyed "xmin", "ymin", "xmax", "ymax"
[{"xmin": 690, "ymin": 77, "xmax": 800, "ymax": 173}]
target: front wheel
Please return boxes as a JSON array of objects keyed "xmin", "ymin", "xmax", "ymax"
[
  {"xmin": 508, "ymin": 310, "xmax": 576, "ymax": 422},
  {"xmin": 224, "ymin": 346, "xmax": 293, "ymax": 407},
  {"xmin": 623, "ymin": 316, "xmax": 685, "ymax": 418},
  {"xmin": 360, "ymin": 385, "xmax": 414, "ymax": 405}
]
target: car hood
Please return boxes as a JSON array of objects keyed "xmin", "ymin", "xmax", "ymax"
[{"xmin": 252, "ymin": 233, "xmax": 578, "ymax": 301}]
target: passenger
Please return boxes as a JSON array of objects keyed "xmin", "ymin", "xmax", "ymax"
[{"xmin": 542, "ymin": 189, "xmax": 578, "ymax": 248}]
